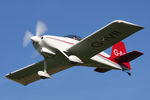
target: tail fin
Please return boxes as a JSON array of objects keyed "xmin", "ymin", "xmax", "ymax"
[
  {"xmin": 110, "ymin": 41, "xmax": 143, "ymax": 70},
  {"xmin": 111, "ymin": 41, "xmax": 131, "ymax": 70},
  {"xmin": 111, "ymin": 41, "xmax": 127, "ymax": 58}
]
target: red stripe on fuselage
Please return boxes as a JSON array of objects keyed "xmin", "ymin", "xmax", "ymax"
[
  {"xmin": 46, "ymin": 37, "xmax": 74, "ymax": 45},
  {"xmin": 97, "ymin": 54, "xmax": 118, "ymax": 63}
]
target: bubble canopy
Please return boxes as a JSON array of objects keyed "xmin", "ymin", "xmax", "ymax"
[{"xmin": 64, "ymin": 34, "xmax": 82, "ymax": 41}]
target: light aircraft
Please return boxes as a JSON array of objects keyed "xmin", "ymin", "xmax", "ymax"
[{"xmin": 6, "ymin": 20, "xmax": 144, "ymax": 85}]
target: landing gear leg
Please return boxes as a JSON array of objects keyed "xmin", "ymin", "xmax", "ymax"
[
  {"xmin": 123, "ymin": 69, "xmax": 131, "ymax": 76},
  {"xmin": 44, "ymin": 58, "xmax": 47, "ymax": 73},
  {"xmin": 37, "ymin": 58, "xmax": 52, "ymax": 79},
  {"xmin": 43, "ymin": 58, "xmax": 52, "ymax": 79}
]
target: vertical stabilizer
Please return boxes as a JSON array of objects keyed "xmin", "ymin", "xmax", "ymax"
[{"xmin": 111, "ymin": 41, "xmax": 131, "ymax": 70}]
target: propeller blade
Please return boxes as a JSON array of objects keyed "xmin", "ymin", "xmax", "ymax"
[
  {"xmin": 36, "ymin": 20, "xmax": 47, "ymax": 36},
  {"xmin": 31, "ymin": 46, "xmax": 42, "ymax": 58},
  {"xmin": 23, "ymin": 30, "xmax": 33, "ymax": 48},
  {"xmin": 31, "ymin": 46, "xmax": 41, "ymax": 58},
  {"xmin": 31, "ymin": 50, "xmax": 40, "ymax": 58}
]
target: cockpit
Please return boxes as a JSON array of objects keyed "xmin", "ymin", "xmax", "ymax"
[{"xmin": 64, "ymin": 34, "xmax": 82, "ymax": 41}]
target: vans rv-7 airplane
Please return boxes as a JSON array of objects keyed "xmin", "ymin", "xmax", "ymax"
[{"xmin": 6, "ymin": 20, "xmax": 144, "ymax": 85}]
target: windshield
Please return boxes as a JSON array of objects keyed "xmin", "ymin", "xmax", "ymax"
[{"xmin": 64, "ymin": 34, "xmax": 82, "ymax": 41}]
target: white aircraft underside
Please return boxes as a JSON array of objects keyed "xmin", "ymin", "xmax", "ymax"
[{"xmin": 6, "ymin": 20, "xmax": 144, "ymax": 85}]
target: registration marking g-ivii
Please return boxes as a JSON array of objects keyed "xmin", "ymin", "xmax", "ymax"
[{"xmin": 113, "ymin": 49, "xmax": 125, "ymax": 56}]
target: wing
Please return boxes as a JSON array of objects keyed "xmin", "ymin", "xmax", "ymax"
[
  {"xmin": 67, "ymin": 20, "xmax": 144, "ymax": 61},
  {"xmin": 6, "ymin": 50, "xmax": 72, "ymax": 85}
]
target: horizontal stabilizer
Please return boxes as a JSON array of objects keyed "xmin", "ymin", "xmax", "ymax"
[{"xmin": 114, "ymin": 51, "xmax": 143, "ymax": 63}]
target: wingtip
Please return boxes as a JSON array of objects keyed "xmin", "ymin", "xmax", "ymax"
[
  {"xmin": 134, "ymin": 50, "xmax": 144, "ymax": 55},
  {"xmin": 112, "ymin": 20, "xmax": 144, "ymax": 29}
]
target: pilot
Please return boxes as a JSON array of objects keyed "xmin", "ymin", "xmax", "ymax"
[{"xmin": 73, "ymin": 36, "xmax": 77, "ymax": 40}]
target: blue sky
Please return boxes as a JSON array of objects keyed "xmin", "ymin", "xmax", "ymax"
[{"xmin": 0, "ymin": 0, "xmax": 150, "ymax": 100}]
